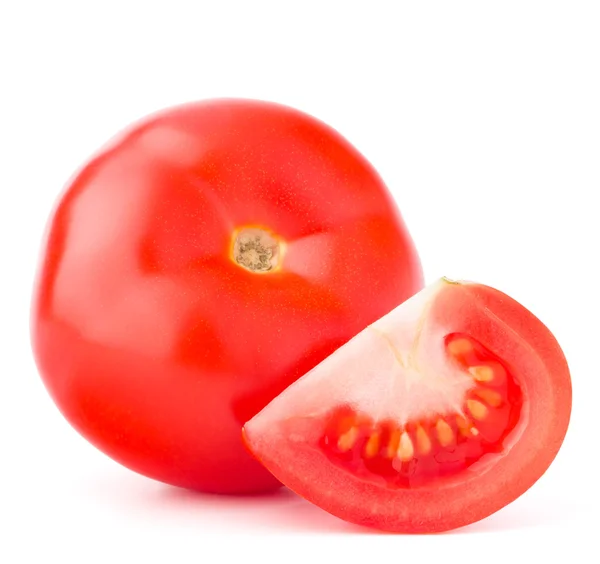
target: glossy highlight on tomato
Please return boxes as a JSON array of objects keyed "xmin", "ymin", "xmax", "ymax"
[
  {"xmin": 30, "ymin": 98, "xmax": 423, "ymax": 493},
  {"xmin": 243, "ymin": 279, "xmax": 572, "ymax": 530}
]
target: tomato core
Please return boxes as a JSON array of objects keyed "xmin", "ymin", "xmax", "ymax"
[
  {"xmin": 231, "ymin": 226, "xmax": 284, "ymax": 273},
  {"xmin": 319, "ymin": 333, "xmax": 524, "ymax": 488}
]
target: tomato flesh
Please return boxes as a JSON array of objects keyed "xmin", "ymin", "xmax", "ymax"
[
  {"xmin": 320, "ymin": 334, "xmax": 524, "ymax": 489},
  {"xmin": 243, "ymin": 279, "xmax": 572, "ymax": 531},
  {"xmin": 31, "ymin": 99, "xmax": 423, "ymax": 493}
]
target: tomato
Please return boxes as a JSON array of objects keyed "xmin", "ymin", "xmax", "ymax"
[
  {"xmin": 30, "ymin": 99, "xmax": 423, "ymax": 493},
  {"xmin": 243, "ymin": 278, "xmax": 572, "ymax": 529}
]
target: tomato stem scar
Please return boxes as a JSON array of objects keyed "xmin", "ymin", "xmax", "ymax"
[{"xmin": 232, "ymin": 227, "xmax": 284, "ymax": 273}]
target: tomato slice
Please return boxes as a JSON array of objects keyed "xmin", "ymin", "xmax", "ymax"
[{"xmin": 242, "ymin": 278, "xmax": 572, "ymax": 532}]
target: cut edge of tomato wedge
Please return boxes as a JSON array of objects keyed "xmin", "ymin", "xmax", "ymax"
[{"xmin": 242, "ymin": 278, "xmax": 572, "ymax": 533}]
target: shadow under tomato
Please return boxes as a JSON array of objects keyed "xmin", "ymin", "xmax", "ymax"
[
  {"xmin": 83, "ymin": 470, "xmax": 583, "ymax": 535},
  {"xmin": 155, "ymin": 487, "xmax": 576, "ymax": 535},
  {"xmin": 150, "ymin": 485, "xmax": 377, "ymax": 535},
  {"xmin": 452, "ymin": 496, "xmax": 585, "ymax": 534}
]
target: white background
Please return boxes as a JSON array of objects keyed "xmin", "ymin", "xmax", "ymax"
[{"xmin": 1, "ymin": 1, "xmax": 598, "ymax": 562}]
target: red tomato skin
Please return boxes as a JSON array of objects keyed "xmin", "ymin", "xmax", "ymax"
[
  {"xmin": 31, "ymin": 99, "xmax": 423, "ymax": 493},
  {"xmin": 243, "ymin": 281, "xmax": 571, "ymax": 528}
]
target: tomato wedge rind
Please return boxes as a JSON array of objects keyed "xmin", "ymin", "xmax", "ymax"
[{"xmin": 242, "ymin": 278, "xmax": 572, "ymax": 532}]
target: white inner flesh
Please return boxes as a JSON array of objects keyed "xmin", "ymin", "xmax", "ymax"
[{"xmin": 261, "ymin": 279, "xmax": 474, "ymax": 426}]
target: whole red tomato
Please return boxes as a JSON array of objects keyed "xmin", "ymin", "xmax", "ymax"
[{"xmin": 31, "ymin": 99, "xmax": 423, "ymax": 493}]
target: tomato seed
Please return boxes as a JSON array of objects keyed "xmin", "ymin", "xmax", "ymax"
[
  {"xmin": 473, "ymin": 388, "xmax": 503, "ymax": 407},
  {"xmin": 364, "ymin": 433, "xmax": 381, "ymax": 459},
  {"xmin": 436, "ymin": 419, "xmax": 455, "ymax": 447},
  {"xmin": 416, "ymin": 425, "xmax": 432, "ymax": 454},
  {"xmin": 469, "ymin": 365, "xmax": 494, "ymax": 382},
  {"xmin": 467, "ymin": 399, "xmax": 488, "ymax": 420},
  {"xmin": 397, "ymin": 432, "xmax": 414, "ymax": 462},
  {"xmin": 386, "ymin": 429, "xmax": 402, "ymax": 459},
  {"xmin": 337, "ymin": 427, "xmax": 359, "ymax": 451},
  {"xmin": 447, "ymin": 338, "xmax": 474, "ymax": 356}
]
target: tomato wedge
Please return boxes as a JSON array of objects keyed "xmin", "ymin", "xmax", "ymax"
[{"xmin": 243, "ymin": 278, "xmax": 572, "ymax": 532}]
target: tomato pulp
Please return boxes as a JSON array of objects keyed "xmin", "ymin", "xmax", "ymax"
[
  {"xmin": 243, "ymin": 279, "xmax": 572, "ymax": 529},
  {"xmin": 31, "ymin": 99, "xmax": 423, "ymax": 493}
]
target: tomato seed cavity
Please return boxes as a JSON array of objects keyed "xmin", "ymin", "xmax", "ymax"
[{"xmin": 318, "ymin": 334, "xmax": 523, "ymax": 488}]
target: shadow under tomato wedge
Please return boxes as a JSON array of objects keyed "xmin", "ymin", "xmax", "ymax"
[
  {"xmin": 30, "ymin": 99, "xmax": 423, "ymax": 493},
  {"xmin": 242, "ymin": 278, "xmax": 572, "ymax": 531}
]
